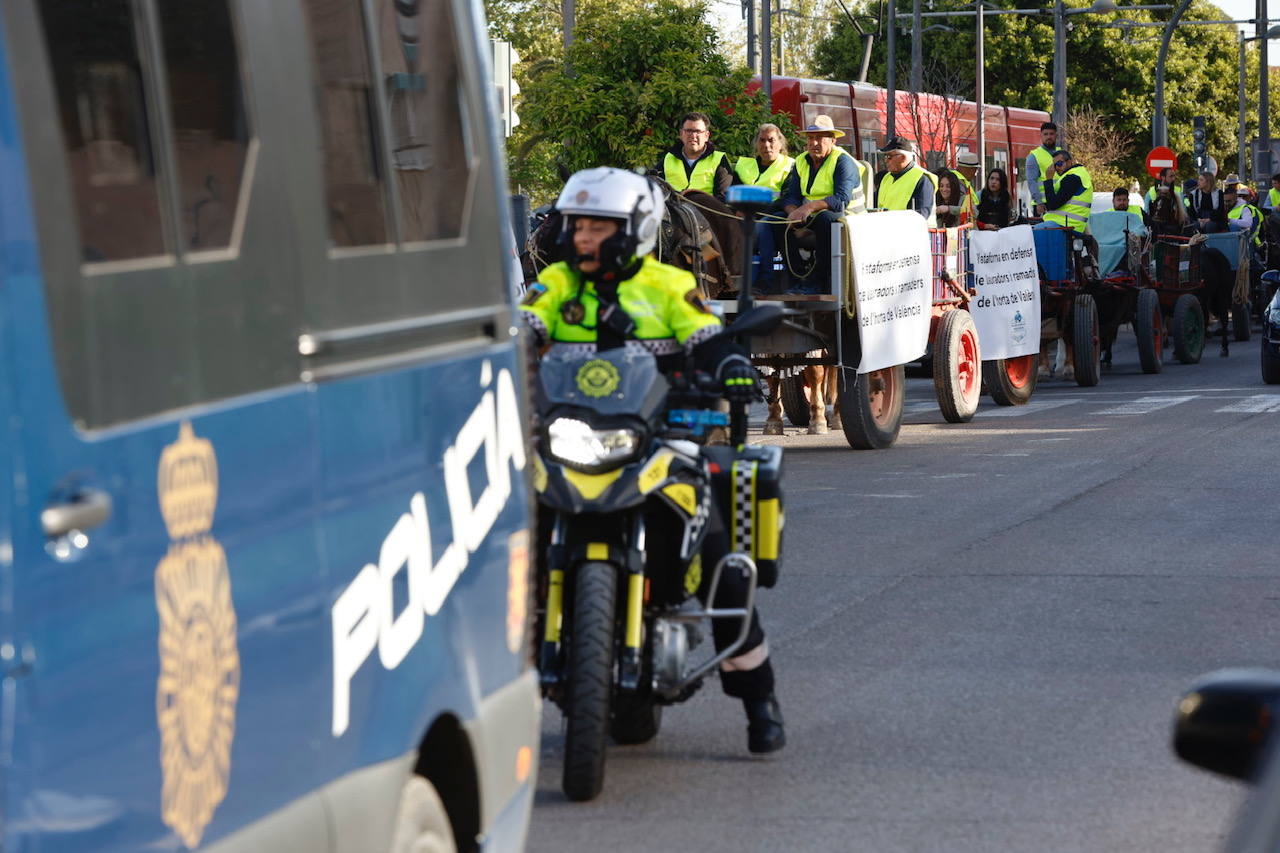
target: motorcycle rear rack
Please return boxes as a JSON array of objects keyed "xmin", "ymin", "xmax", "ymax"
[{"xmin": 654, "ymin": 551, "xmax": 758, "ymax": 699}]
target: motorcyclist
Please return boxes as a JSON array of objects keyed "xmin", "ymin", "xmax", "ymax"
[{"xmin": 519, "ymin": 166, "xmax": 786, "ymax": 754}]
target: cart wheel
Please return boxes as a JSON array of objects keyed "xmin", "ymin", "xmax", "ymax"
[
  {"xmin": 1262, "ymin": 340, "xmax": 1280, "ymax": 384},
  {"xmin": 983, "ymin": 355, "xmax": 1037, "ymax": 406},
  {"xmin": 1134, "ymin": 288, "xmax": 1164, "ymax": 374},
  {"xmin": 1171, "ymin": 293, "xmax": 1205, "ymax": 364},
  {"xmin": 1071, "ymin": 294, "xmax": 1101, "ymax": 387},
  {"xmin": 932, "ymin": 310, "xmax": 981, "ymax": 423},
  {"xmin": 1232, "ymin": 301, "xmax": 1252, "ymax": 342},
  {"xmin": 779, "ymin": 374, "xmax": 810, "ymax": 427},
  {"xmin": 837, "ymin": 364, "xmax": 904, "ymax": 449}
]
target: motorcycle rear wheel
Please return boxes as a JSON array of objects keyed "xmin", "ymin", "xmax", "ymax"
[{"xmin": 562, "ymin": 561, "xmax": 617, "ymax": 802}]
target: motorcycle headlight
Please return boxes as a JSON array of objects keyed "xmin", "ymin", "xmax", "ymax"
[{"xmin": 546, "ymin": 417, "xmax": 640, "ymax": 471}]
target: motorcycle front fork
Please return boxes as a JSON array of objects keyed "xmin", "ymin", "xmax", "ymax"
[{"xmin": 538, "ymin": 511, "xmax": 648, "ymax": 693}]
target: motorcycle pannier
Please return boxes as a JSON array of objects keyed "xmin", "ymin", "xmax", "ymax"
[{"xmin": 704, "ymin": 445, "xmax": 784, "ymax": 588}]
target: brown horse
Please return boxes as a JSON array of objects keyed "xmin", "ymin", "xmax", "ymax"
[
  {"xmin": 762, "ymin": 363, "xmax": 839, "ymax": 435},
  {"xmin": 519, "ymin": 180, "xmax": 735, "ymax": 301}
]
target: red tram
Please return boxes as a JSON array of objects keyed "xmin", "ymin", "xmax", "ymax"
[{"xmin": 752, "ymin": 76, "xmax": 1050, "ymax": 195}]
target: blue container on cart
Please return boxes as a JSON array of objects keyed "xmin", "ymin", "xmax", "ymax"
[{"xmin": 1031, "ymin": 222, "xmax": 1073, "ymax": 284}]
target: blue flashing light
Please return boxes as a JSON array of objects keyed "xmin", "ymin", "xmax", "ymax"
[{"xmin": 726, "ymin": 185, "xmax": 776, "ymax": 206}]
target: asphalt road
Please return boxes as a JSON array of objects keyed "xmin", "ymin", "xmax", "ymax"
[{"xmin": 527, "ymin": 329, "xmax": 1276, "ymax": 853}]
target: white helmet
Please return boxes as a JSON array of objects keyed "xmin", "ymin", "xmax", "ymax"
[{"xmin": 556, "ymin": 167, "xmax": 664, "ymax": 258}]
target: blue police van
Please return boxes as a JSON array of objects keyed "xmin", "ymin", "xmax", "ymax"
[{"xmin": 0, "ymin": 0, "xmax": 537, "ymax": 849}]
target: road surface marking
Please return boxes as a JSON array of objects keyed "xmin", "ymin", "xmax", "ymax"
[
  {"xmin": 981, "ymin": 398, "xmax": 1085, "ymax": 417},
  {"xmin": 1214, "ymin": 394, "xmax": 1280, "ymax": 413},
  {"xmin": 1096, "ymin": 395, "xmax": 1199, "ymax": 415}
]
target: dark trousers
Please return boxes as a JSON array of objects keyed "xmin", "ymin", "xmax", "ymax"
[
  {"xmin": 697, "ymin": 500, "xmax": 774, "ymax": 701},
  {"xmin": 776, "ymin": 209, "xmax": 840, "ymax": 291}
]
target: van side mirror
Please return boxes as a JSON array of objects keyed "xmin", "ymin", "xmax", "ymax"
[
  {"xmin": 725, "ymin": 303, "xmax": 784, "ymax": 339},
  {"xmin": 1172, "ymin": 668, "xmax": 1280, "ymax": 782}
]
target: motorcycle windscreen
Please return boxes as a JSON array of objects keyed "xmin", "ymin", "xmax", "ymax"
[{"xmin": 538, "ymin": 348, "xmax": 670, "ymax": 418}]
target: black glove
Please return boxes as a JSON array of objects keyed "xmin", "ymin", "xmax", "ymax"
[{"xmin": 719, "ymin": 356, "xmax": 758, "ymax": 403}]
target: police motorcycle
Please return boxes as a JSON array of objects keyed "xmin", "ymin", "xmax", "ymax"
[{"xmin": 531, "ymin": 182, "xmax": 786, "ymax": 802}]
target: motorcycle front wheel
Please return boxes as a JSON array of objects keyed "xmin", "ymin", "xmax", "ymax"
[{"xmin": 562, "ymin": 561, "xmax": 617, "ymax": 801}]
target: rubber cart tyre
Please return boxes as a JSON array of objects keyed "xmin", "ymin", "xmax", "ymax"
[
  {"xmin": 1233, "ymin": 301, "xmax": 1252, "ymax": 342},
  {"xmin": 390, "ymin": 775, "xmax": 457, "ymax": 853},
  {"xmin": 983, "ymin": 355, "xmax": 1037, "ymax": 406},
  {"xmin": 779, "ymin": 374, "xmax": 810, "ymax": 427},
  {"xmin": 1135, "ymin": 288, "xmax": 1164, "ymax": 374},
  {"xmin": 1263, "ymin": 341, "xmax": 1280, "ymax": 384},
  {"xmin": 1072, "ymin": 294, "xmax": 1101, "ymax": 387},
  {"xmin": 1171, "ymin": 293, "xmax": 1206, "ymax": 364},
  {"xmin": 838, "ymin": 364, "xmax": 904, "ymax": 449},
  {"xmin": 932, "ymin": 310, "xmax": 981, "ymax": 423},
  {"xmin": 562, "ymin": 561, "xmax": 617, "ymax": 802}
]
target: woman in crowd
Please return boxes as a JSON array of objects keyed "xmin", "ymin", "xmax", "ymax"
[
  {"xmin": 934, "ymin": 171, "xmax": 970, "ymax": 227},
  {"xmin": 976, "ymin": 167, "xmax": 1012, "ymax": 230}
]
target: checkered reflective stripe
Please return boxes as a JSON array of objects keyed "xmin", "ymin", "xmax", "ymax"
[{"xmin": 730, "ymin": 458, "xmax": 757, "ymax": 557}]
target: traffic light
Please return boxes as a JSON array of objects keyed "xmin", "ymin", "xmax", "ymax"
[
  {"xmin": 490, "ymin": 40, "xmax": 521, "ymax": 138},
  {"xmin": 1192, "ymin": 116, "xmax": 1207, "ymax": 170}
]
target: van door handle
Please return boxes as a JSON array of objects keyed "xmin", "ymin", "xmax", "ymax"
[{"xmin": 42, "ymin": 489, "xmax": 113, "ymax": 537}]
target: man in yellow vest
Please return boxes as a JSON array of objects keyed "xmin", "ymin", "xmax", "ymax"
[
  {"xmin": 1042, "ymin": 149, "xmax": 1092, "ymax": 233},
  {"xmin": 1025, "ymin": 121, "xmax": 1058, "ymax": 217},
  {"xmin": 1145, "ymin": 166, "xmax": 1183, "ymax": 210},
  {"xmin": 949, "ymin": 151, "xmax": 981, "ymax": 212},
  {"xmin": 1111, "ymin": 186, "xmax": 1147, "ymax": 228},
  {"xmin": 874, "ymin": 135, "xmax": 936, "ymax": 225},
  {"xmin": 1263, "ymin": 173, "xmax": 1280, "ymax": 214},
  {"xmin": 653, "ymin": 111, "xmax": 733, "ymax": 201},
  {"xmin": 771, "ymin": 114, "xmax": 859, "ymax": 294},
  {"xmin": 1225, "ymin": 181, "xmax": 1262, "ymax": 247}
]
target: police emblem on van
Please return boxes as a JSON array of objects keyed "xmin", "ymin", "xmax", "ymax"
[{"xmin": 155, "ymin": 422, "xmax": 240, "ymax": 849}]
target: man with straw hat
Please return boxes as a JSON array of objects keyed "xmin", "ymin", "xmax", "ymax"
[{"xmin": 770, "ymin": 114, "xmax": 858, "ymax": 294}]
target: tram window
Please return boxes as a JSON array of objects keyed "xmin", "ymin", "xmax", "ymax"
[
  {"xmin": 375, "ymin": 0, "xmax": 470, "ymax": 244},
  {"xmin": 156, "ymin": 0, "xmax": 250, "ymax": 253},
  {"xmin": 36, "ymin": 0, "xmax": 166, "ymax": 263},
  {"xmin": 302, "ymin": 0, "xmax": 391, "ymax": 247}
]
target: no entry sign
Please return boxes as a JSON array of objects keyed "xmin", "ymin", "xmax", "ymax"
[{"xmin": 1146, "ymin": 146, "xmax": 1177, "ymax": 179}]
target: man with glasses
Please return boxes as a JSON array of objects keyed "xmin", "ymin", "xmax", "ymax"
[
  {"xmin": 874, "ymin": 135, "xmax": 936, "ymax": 225},
  {"xmin": 1042, "ymin": 150, "xmax": 1093, "ymax": 234},
  {"xmin": 655, "ymin": 111, "xmax": 733, "ymax": 201}
]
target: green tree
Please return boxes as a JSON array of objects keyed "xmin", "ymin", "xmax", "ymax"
[
  {"xmin": 814, "ymin": 0, "xmax": 1254, "ymax": 185},
  {"xmin": 771, "ymin": 0, "xmax": 835, "ymax": 78},
  {"xmin": 510, "ymin": 1, "xmax": 789, "ymax": 203}
]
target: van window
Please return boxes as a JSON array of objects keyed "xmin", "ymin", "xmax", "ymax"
[
  {"xmin": 375, "ymin": 0, "xmax": 470, "ymax": 244},
  {"xmin": 157, "ymin": 0, "xmax": 251, "ymax": 253},
  {"xmin": 37, "ymin": 0, "xmax": 166, "ymax": 263},
  {"xmin": 302, "ymin": 0, "xmax": 392, "ymax": 248}
]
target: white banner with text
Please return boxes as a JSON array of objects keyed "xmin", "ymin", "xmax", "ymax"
[
  {"xmin": 849, "ymin": 211, "xmax": 932, "ymax": 374},
  {"xmin": 968, "ymin": 225, "xmax": 1040, "ymax": 360}
]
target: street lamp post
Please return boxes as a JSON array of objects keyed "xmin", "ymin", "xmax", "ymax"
[
  {"xmin": 887, "ymin": 0, "xmax": 897, "ymax": 137},
  {"xmin": 761, "ymin": 0, "xmax": 772, "ymax": 100},
  {"xmin": 770, "ymin": 7, "xmax": 803, "ymax": 76},
  {"xmin": 1052, "ymin": 0, "xmax": 1118, "ymax": 131},
  {"xmin": 1258, "ymin": 0, "xmax": 1271, "ymax": 178},
  {"xmin": 1243, "ymin": 24, "xmax": 1280, "ymax": 178},
  {"xmin": 976, "ymin": 0, "xmax": 985, "ymax": 176}
]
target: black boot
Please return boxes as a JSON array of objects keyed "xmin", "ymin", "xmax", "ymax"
[{"xmin": 743, "ymin": 695, "xmax": 786, "ymax": 754}]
